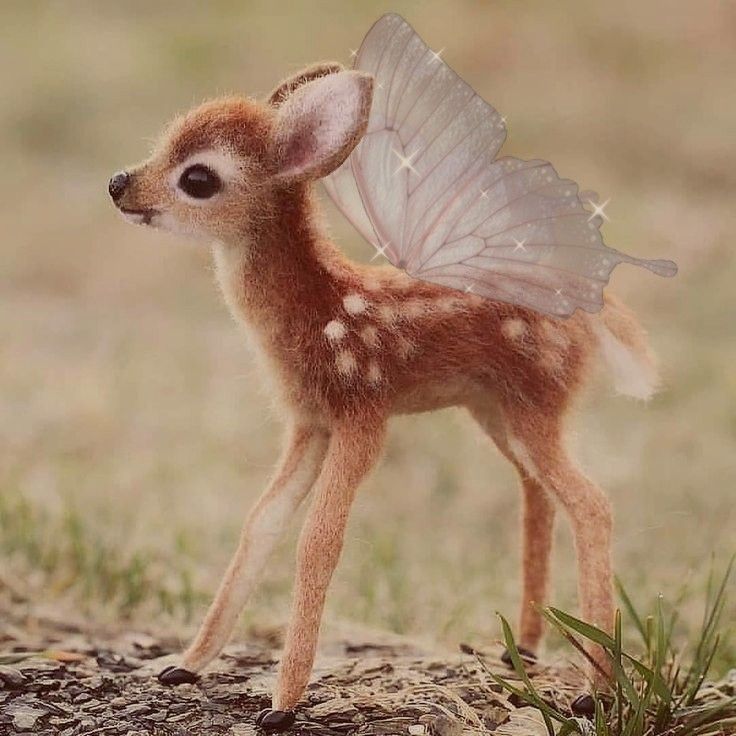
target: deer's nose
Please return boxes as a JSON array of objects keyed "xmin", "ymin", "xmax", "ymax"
[{"xmin": 108, "ymin": 171, "xmax": 130, "ymax": 202}]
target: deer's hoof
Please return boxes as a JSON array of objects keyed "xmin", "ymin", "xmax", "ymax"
[
  {"xmin": 256, "ymin": 708, "xmax": 296, "ymax": 732},
  {"xmin": 157, "ymin": 665, "xmax": 199, "ymax": 685},
  {"xmin": 500, "ymin": 646, "xmax": 537, "ymax": 668},
  {"xmin": 570, "ymin": 693, "xmax": 596, "ymax": 717}
]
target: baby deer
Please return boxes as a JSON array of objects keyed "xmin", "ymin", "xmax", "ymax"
[{"xmin": 110, "ymin": 61, "xmax": 665, "ymax": 728}]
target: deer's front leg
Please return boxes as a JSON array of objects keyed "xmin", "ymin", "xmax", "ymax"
[
  {"xmin": 256, "ymin": 421, "xmax": 385, "ymax": 731},
  {"xmin": 158, "ymin": 423, "xmax": 329, "ymax": 685}
]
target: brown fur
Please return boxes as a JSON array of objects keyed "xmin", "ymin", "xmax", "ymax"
[
  {"xmin": 268, "ymin": 62, "xmax": 346, "ymax": 107},
  {"xmin": 113, "ymin": 66, "xmax": 659, "ymax": 710}
]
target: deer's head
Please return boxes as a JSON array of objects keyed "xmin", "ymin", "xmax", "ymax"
[{"xmin": 108, "ymin": 64, "xmax": 373, "ymax": 243}]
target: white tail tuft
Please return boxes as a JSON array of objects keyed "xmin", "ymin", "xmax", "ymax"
[
  {"xmin": 593, "ymin": 323, "xmax": 657, "ymax": 399},
  {"xmin": 592, "ymin": 296, "xmax": 660, "ymax": 400}
]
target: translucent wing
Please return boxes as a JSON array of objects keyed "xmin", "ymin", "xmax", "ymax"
[{"xmin": 323, "ymin": 13, "xmax": 677, "ymax": 317}]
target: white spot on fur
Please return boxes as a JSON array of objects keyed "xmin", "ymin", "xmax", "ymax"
[
  {"xmin": 395, "ymin": 334, "xmax": 414, "ymax": 360},
  {"xmin": 403, "ymin": 300, "xmax": 427, "ymax": 318},
  {"xmin": 436, "ymin": 296, "xmax": 461, "ymax": 312},
  {"xmin": 501, "ymin": 318, "xmax": 528, "ymax": 340},
  {"xmin": 360, "ymin": 325, "xmax": 380, "ymax": 348},
  {"xmin": 378, "ymin": 304, "xmax": 400, "ymax": 324},
  {"xmin": 343, "ymin": 293, "xmax": 368, "ymax": 315},
  {"xmin": 540, "ymin": 320, "xmax": 571, "ymax": 349},
  {"xmin": 592, "ymin": 321, "xmax": 657, "ymax": 400},
  {"xmin": 366, "ymin": 361, "xmax": 382, "ymax": 383},
  {"xmin": 539, "ymin": 348, "xmax": 565, "ymax": 374},
  {"xmin": 335, "ymin": 349, "xmax": 357, "ymax": 376},
  {"xmin": 324, "ymin": 319, "xmax": 347, "ymax": 342}
]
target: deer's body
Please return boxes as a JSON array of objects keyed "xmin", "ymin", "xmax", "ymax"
[
  {"xmin": 110, "ymin": 70, "xmax": 658, "ymax": 726},
  {"xmin": 213, "ymin": 185, "xmax": 596, "ymax": 421}
]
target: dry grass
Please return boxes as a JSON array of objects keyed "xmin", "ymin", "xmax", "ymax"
[{"xmin": 0, "ymin": 1, "xmax": 734, "ymax": 672}]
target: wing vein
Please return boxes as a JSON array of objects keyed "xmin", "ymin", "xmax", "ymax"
[
  {"xmin": 459, "ymin": 254, "xmax": 608, "ymax": 282},
  {"xmin": 363, "ymin": 20, "xmax": 405, "ymax": 124},
  {"xmin": 348, "ymin": 154, "xmax": 389, "ymax": 256},
  {"xmin": 407, "ymin": 152, "xmax": 490, "ymax": 264},
  {"xmin": 441, "ymin": 161, "xmax": 546, "ymax": 242},
  {"xmin": 444, "ymin": 212, "xmax": 595, "ymax": 248},
  {"xmin": 451, "ymin": 164, "xmax": 552, "ymax": 237},
  {"xmin": 411, "ymin": 165, "xmax": 490, "ymax": 271},
  {"xmin": 385, "ymin": 29, "xmax": 415, "ymax": 120},
  {"xmin": 409, "ymin": 94, "xmax": 479, "ymax": 171},
  {"xmin": 436, "ymin": 263, "xmax": 602, "ymax": 307},
  {"xmin": 406, "ymin": 89, "xmax": 476, "ymax": 153},
  {"xmin": 396, "ymin": 54, "xmax": 443, "ymax": 130}
]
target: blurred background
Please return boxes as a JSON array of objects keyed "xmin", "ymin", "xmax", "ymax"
[{"xmin": 1, "ymin": 1, "xmax": 734, "ymax": 667}]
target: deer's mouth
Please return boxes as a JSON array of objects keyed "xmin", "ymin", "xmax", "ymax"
[{"xmin": 119, "ymin": 207, "xmax": 158, "ymax": 226}]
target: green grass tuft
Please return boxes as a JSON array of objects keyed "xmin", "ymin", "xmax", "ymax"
[
  {"xmin": 484, "ymin": 558, "xmax": 735, "ymax": 735},
  {"xmin": 0, "ymin": 491, "xmax": 206, "ymax": 620}
]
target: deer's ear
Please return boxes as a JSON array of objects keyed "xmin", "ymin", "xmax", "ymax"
[
  {"xmin": 268, "ymin": 62, "xmax": 344, "ymax": 107},
  {"xmin": 271, "ymin": 71, "xmax": 373, "ymax": 182}
]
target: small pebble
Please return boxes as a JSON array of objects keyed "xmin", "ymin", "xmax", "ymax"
[
  {"xmin": 481, "ymin": 705, "xmax": 510, "ymax": 730},
  {"xmin": 12, "ymin": 706, "xmax": 44, "ymax": 730},
  {"xmin": 508, "ymin": 692, "xmax": 528, "ymax": 708},
  {"xmin": 169, "ymin": 702, "xmax": 190, "ymax": 715},
  {"xmin": 308, "ymin": 697, "xmax": 359, "ymax": 720},
  {"xmin": 424, "ymin": 715, "xmax": 462, "ymax": 736},
  {"xmin": 123, "ymin": 703, "xmax": 152, "ymax": 716},
  {"xmin": 228, "ymin": 725, "xmax": 258, "ymax": 736},
  {"xmin": 571, "ymin": 693, "xmax": 596, "ymax": 718},
  {"xmin": 0, "ymin": 665, "xmax": 26, "ymax": 689}
]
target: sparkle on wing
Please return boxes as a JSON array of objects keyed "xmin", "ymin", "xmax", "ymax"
[
  {"xmin": 392, "ymin": 148, "xmax": 419, "ymax": 175},
  {"xmin": 587, "ymin": 198, "xmax": 611, "ymax": 223},
  {"xmin": 371, "ymin": 242, "xmax": 390, "ymax": 262}
]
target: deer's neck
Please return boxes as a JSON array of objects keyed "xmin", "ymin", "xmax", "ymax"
[{"xmin": 212, "ymin": 184, "xmax": 350, "ymax": 352}]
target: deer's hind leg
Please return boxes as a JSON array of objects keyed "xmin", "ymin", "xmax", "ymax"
[
  {"xmin": 502, "ymin": 406, "xmax": 614, "ymax": 685},
  {"xmin": 468, "ymin": 401, "xmax": 556, "ymax": 656}
]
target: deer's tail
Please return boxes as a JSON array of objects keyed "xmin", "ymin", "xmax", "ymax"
[{"xmin": 591, "ymin": 294, "xmax": 660, "ymax": 400}]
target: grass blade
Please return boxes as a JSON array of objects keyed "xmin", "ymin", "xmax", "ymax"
[
  {"xmin": 547, "ymin": 607, "xmax": 618, "ymax": 651},
  {"xmin": 495, "ymin": 614, "xmax": 556, "ymax": 735},
  {"xmin": 539, "ymin": 606, "xmax": 612, "ymax": 684},
  {"xmin": 615, "ymin": 578, "xmax": 648, "ymax": 646}
]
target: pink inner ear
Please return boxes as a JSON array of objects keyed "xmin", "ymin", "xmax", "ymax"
[
  {"xmin": 275, "ymin": 72, "xmax": 371, "ymax": 181},
  {"xmin": 281, "ymin": 120, "xmax": 320, "ymax": 174}
]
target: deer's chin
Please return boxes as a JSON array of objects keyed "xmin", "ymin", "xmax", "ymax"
[
  {"xmin": 118, "ymin": 207, "xmax": 159, "ymax": 226},
  {"xmin": 150, "ymin": 211, "xmax": 210, "ymax": 240}
]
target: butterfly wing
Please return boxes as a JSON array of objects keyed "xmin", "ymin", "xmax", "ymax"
[{"xmin": 323, "ymin": 13, "xmax": 677, "ymax": 317}]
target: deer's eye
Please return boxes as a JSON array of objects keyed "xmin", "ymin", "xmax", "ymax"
[{"xmin": 178, "ymin": 164, "xmax": 222, "ymax": 199}]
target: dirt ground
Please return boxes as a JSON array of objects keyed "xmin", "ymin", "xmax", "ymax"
[{"xmin": 0, "ymin": 592, "xmax": 593, "ymax": 736}]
